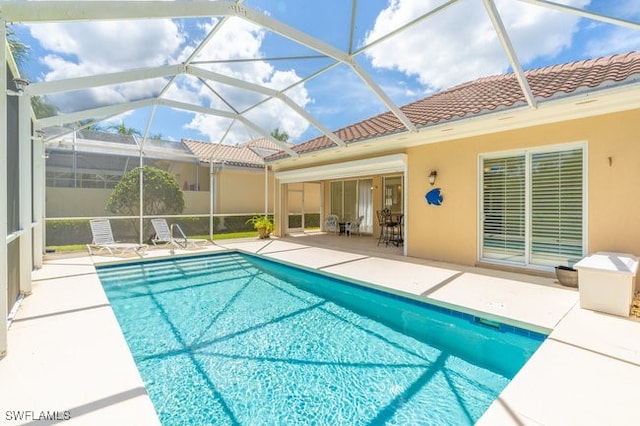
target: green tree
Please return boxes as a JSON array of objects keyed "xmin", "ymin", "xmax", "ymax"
[
  {"xmin": 270, "ymin": 127, "xmax": 289, "ymax": 142},
  {"xmin": 108, "ymin": 121, "xmax": 142, "ymax": 136},
  {"xmin": 31, "ymin": 96, "xmax": 58, "ymax": 119},
  {"xmin": 106, "ymin": 166, "xmax": 185, "ymax": 236}
]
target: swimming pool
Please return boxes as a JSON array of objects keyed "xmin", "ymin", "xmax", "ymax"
[{"xmin": 97, "ymin": 252, "xmax": 545, "ymax": 425}]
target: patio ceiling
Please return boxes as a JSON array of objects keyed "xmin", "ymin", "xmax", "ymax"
[{"xmin": 2, "ymin": 1, "xmax": 639, "ymax": 160}]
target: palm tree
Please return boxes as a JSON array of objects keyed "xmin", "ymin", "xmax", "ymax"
[
  {"xmin": 7, "ymin": 28, "xmax": 28, "ymax": 66},
  {"xmin": 108, "ymin": 121, "xmax": 142, "ymax": 136},
  {"xmin": 7, "ymin": 28, "xmax": 59, "ymax": 119},
  {"xmin": 76, "ymin": 119, "xmax": 100, "ymax": 131}
]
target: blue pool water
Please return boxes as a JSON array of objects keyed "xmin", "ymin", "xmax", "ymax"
[{"xmin": 97, "ymin": 252, "xmax": 545, "ymax": 425}]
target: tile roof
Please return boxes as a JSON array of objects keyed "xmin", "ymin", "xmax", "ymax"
[
  {"xmin": 267, "ymin": 51, "xmax": 640, "ymax": 161},
  {"xmin": 183, "ymin": 139, "xmax": 265, "ymax": 168}
]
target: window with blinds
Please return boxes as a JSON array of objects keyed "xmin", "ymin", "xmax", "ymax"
[
  {"xmin": 480, "ymin": 146, "xmax": 585, "ymax": 269},
  {"xmin": 481, "ymin": 156, "xmax": 526, "ymax": 263},
  {"xmin": 530, "ymin": 148, "xmax": 584, "ymax": 266}
]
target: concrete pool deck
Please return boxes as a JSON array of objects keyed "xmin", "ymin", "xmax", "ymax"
[{"xmin": 1, "ymin": 237, "xmax": 639, "ymax": 425}]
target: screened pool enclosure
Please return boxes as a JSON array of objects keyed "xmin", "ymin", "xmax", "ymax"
[{"xmin": 2, "ymin": 0, "xmax": 639, "ymax": 357}]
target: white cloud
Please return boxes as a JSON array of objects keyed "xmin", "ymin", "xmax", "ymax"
[
  {"xmin": 32, "ymin": 19, "xmax": 183, "ymax": 72},
  {"xmin": 182, "ymin": 18, "xmax": 312, "ymax": 144},
  {"xmin": 585, "ymin": 27, "xmax": 640, "ymax": 56},
  {"xmin": 28, "ymin": 15, "xmax": 312, "ymax": 143},
  {"xmin": 363, "ymin": 0, "xmax": 590, "ymax": 91},
  {"xmin": 29, "ymin": 19, "xmax": 184, "ymax": 113}
]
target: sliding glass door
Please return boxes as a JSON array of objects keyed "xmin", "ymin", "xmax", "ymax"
[
  {"xmin": 330, "ymin": 179, "xmax": 373, "ymax": 233},
  {"xmin": 480, "ymin": 145, "xmax": 585, "ymax": 269}
]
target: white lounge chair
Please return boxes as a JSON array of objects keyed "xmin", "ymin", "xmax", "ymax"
[
  {"xmin": 151, "ymin": 218, "xmax": 210, "ymax": 250},
  {"xmin": 87, "ymin": 219, "xmax": 148, "ymax": 256}
]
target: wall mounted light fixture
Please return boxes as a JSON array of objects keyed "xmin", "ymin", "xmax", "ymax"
[
  {"xmin": 7, "ymin": 77, "xmax": 29, "ymax": 96},
  {"xmin": 428, "ymin": 170, "xmax": 438, "ymax": 186}
]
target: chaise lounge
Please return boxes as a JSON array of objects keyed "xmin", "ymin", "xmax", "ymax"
[
  {"xmin": 87, "ymin": 219, "xmax": 148, "ymax": 257},
  {"xmin": 150, "ymin": 218, "xmax": 210, "ymax": 250}
]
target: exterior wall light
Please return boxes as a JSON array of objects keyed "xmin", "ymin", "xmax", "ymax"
[
  {"xmin": 428, "ymin": 170, "xmax": 438, "ymax": 185},
  {"xmin": 7, "ymin": 77, "xmax": 29, "ymax": 96},
  {"xmin": 13, "ymin": 77, "xmax": 29, "ymax": 92}
]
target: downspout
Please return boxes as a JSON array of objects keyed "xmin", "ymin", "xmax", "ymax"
[{"xmin": 264, "ymin": 164, "xmax": 268, "ymax": 217}]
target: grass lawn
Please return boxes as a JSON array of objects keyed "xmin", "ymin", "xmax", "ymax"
[{"xmin": 49, "ymin": 231, "xmax": 259, "ymax": 253}]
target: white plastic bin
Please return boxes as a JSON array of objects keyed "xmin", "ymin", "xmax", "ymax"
[{"xmin": 574, "ymin": 252, "xmax": 638, "ymax": 317}]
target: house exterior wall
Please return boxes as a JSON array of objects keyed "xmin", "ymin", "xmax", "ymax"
[{"xmin": 405, "ymin": 109, "xmax": 640, "ymax": 268}]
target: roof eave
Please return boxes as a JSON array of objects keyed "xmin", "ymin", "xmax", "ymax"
[{"xmin": 269, "ymin": 82, "xmax": 640, "ymax": 171}]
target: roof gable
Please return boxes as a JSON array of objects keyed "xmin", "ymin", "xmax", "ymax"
[{"xmin": 183, "ymin": 139, "xmax": 265, "ymax": 168}]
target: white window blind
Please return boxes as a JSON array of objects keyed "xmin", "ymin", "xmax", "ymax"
[
  {"xmin": 480, "ymin": 146, "xmax": 585, "ymax": 269},
  {"xmin": 481, "ymin": 156, "xmax": 526, "ymax": 263},
  {"xmin": 530, "ymin": 148, "xmax": 584, "ymax": 266}
]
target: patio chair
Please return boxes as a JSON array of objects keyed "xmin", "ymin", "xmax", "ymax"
[
  {"xmin": 151, "ymin": 218, "xmax": 210, "ymax": 250},
  {"xmin": 346, "ymin": 215, "xmax": 364, "ymax": 237},
  {"xmin": 376, "ymin": 209, "xmax": 400, "ymax": 246},
  {"xmin": 324, "ymin": 214, "xmax": 340, "ymax": 235},
  {"xmin": 87, "ymin": 219, "xmax": 148, "ymax": 256},
  {"xmin": 376, "ymin": 210, "xmax": 387, "ymax": 246}
]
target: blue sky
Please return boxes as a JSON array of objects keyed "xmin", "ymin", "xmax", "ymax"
[{"xmin": 10, "ymin": 0, "xmax": 640, "ymax": 145}]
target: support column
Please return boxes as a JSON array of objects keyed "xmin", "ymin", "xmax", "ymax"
[
  {"xmin": 209, "ymin": 159, "xmax": 218, "ymax": 241},
  {"xmin": 32, "ymin": 134, "xmax": 44, "ymax": 269},
  {"xmin": 19, "ymin": 95, "xmax": 32, "ymax": 294},
  {"xmin": 1, "ymin": 20, "xmax": 9, "ymax": 355},
  {"xmin": 138, "ymin": 154, "xmax": 143, "ymax": 244}
]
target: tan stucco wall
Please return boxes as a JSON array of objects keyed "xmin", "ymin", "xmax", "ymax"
[
  {"xmin": 216, "ymin": 168, "xmax": 274, "ymax": 214},
  {"xmin": 46, "ymin": 188, "xmax": 113, "ymax": 217},
  {"xmin": 46, "ymin": 188, "xmax": 216, "ymax": 217},
  {"xmin": 46, "ymin": 167, "xmax": 277, "ymax": 217},
  {"xmin": 406, "ymin": 109, "xmax": 640, "ymax": 267}
]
